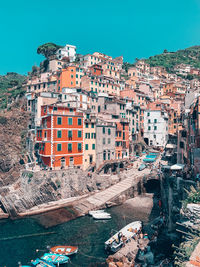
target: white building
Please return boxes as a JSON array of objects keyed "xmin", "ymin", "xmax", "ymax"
[
  {"xmin": 56, "ymin": 44, "xmax": 76, "ymax": 62},
  {"xmin": 144, "ymin": 109, "xmax": 168, "ymax": 147}
]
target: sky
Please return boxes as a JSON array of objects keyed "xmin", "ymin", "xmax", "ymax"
[{"xmin": 1, "ymin": 0, "xmax": 200, "ymax": 75}]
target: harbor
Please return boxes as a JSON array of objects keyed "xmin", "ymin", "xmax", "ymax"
[{"xmin": 0, "ymin": 192, "xmax": 169, "ymax": 267}]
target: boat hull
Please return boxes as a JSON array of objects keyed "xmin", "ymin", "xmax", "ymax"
[{"xmin": 50, "ymin": 246, "xmax": 78, "ymax": 256}]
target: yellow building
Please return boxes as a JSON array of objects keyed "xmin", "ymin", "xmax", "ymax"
[{"xmin": 83, "ymin": 112, "xmax": 96, "ymax": 170}]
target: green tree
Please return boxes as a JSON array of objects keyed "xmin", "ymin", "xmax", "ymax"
[{"xmin": 37, "ymin": 43, "xmax": 63, "ymax": 59}]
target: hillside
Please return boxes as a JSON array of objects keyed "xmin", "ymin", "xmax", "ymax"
[
  {"xmin": 0, "ymin": 72, "xmax": 26, "ymax": 109},
  {"xmin": 0, "ymin": 98, "xmax": 30, "ymax": 186},
  {"xmin": 145, "ymin": 46, "xmax": 200, "ymax": 71}
]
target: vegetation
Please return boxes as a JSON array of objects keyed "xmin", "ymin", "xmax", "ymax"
[
  {"xmin": 183, "ymin": 185, "xmax": 200, "ymax": 208},
  {"xmin": 37, "ymin": 42, "xmax": 63, "ymax": 58},
  {"xmin": 0, "ymin": 72, "xmax": 26, "ymax": 109},
  {"xmin": 145, "ymin": 46, "xmax": 200, "ymax": 71},
  {"xmin": 122, "ymin": 62, "xmax": 135, "ymax": 72}
]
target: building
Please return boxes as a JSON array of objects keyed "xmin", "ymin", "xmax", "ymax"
[
  {"xmin": 144, "ymin": 103, "xmax": 168, "ymax": 147},
  {"xmin": 56, "ymin": 44, "xmax": 76, "ymax": 62},
  {"xmin": 83, "ymin": 111, "xmax": 96, "ymax": 170},
  {"xmin": 96, "ymin": 119, "xmax": 116, "ymax": 168},
  {"xmin": 37, "ymin": 104, "xmax": 83, "ymax": 169}
]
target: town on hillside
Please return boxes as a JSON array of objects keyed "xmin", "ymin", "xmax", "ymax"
[{"xmin": 25, "ymin": 43, "xmax": 200, "ymax": 174}]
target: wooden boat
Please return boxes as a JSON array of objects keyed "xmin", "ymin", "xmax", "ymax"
[
  {"xmin": 50, "ymin": 246, "xmax": 78, "ymax": 256},
  {"xmin": 41, "ymin": 253, "xmax": 69, "ymax": 265},
  {"xmin": 31, "ymin": 258, "xmax": 56, "ymax": 267},
  {"xmin": 92, "ymin": 213, "xmax": 111, "ymax": 220},
  {"xmin": 105, "ymin": 221, "xmax": 142, "ymax": 253}
]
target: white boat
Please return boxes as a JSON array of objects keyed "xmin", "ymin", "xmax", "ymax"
[
  {"xmin": 92, "ymin": 213, "xmax": 111, "ymax": 220},
  {"xmin": 88, "ymin": 210, "xmax": 105, "ymax": 216},
  {"xmin": 105, "ymin": 221, "xmax": 142, "ymax": 252}
]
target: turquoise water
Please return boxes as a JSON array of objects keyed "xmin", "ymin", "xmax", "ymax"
[{"xmin": 0, "ymin": 203, "xmax": 159, "ymax": 267}]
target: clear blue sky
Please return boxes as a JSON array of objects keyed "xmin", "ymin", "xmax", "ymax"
[{"xmin": 1, "ymin": 0, "xmax": 200, "ymax": 75}]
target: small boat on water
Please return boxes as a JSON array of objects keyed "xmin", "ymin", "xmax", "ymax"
[
  {"xmin": 50, "ymin": 246, "xmax": 78, "ymax": 256},
  {"xmin": 89, "ymin": 210, "xmax": 105, "ymax": 216},
  {"xmin": 31, "ymin": 258, "xmax": 56, "ymax": 267},
  {"xmin": 105, "ymin": 221, "xmax": 142, "ymax": 253},
  {"xmin": 41, "ymin": 253, "xmax": 69, "ymax": 265},
  {"xmin": 92, "ymin": 213, "xmax": 111, "ymax": 220}
]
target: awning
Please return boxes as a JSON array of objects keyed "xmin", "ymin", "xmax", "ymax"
[
  {"xmin": 166, "ymin": 144, "xmax": 177, "ymax": 149},
  {"xmin": 143, "ymin": 158, "xmax": 156, "ymax": 163},
  {"xmin": 170, "ymin": 164, "xmax": 185, "ymax": 170}
]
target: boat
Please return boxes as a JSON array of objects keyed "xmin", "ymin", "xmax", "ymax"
[
  {"xmin": 41, "ymin": 253, "xmax": 69, "ymax": 265},
  {"xmin": 31, "ymin": 258, "xmax": 56, "ymax": 267},
  {"xmin": 88, "ymin": 210, "xmax": 105, "ymax": 216},
  {"xmin": 50, "ymin": 246, "xmax": 78, "ymax": 256},
  {"xmin": 105, "ymin": 221, "xmax": 142, "ymax": 253},
  {"xmin": 92, "ymin": 213, "xmax": 111, "ymax": 220}
]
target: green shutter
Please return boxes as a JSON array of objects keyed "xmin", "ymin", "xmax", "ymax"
[
  {"xmin": 78, "ymin": 118, "xmax": 82, "ymax": 125},
  {"xmin": 57, "ymin": 117, "xmax": 62, "ymax": 125},
  {"xmin": 68, "ymin": 118, "xmax": 73, "ymax": 125},
  {"xmin": 57, "ymin": 130, "xmax": 62, "ymax": 138},
  {"xmin": 57, "ymin": 144, "xmax": 62, "ymax": 151},
  {"xmin": 68, "ymin": 143, "xmax": 72, "ymax": 151},
  {"xmin": 78, "ymin": 130, "xmax": 82, "ymax": 138}
]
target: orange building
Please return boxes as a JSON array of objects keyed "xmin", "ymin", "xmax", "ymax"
[
  {"xmin": 115, "ymin": 120, "xmax": 129, "ymax": 159},
  {"xmin": 37, "ymin": 104, "xmax": 83, "ymax": 169},
  {"xmin": 89, "ymin": 64, "xmax": 103, "ymax": 76},
  {"xmin": 57, "ymin": 66, "xmax": 76, "ymax": 92}
]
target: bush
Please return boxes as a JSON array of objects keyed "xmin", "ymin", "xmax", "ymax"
[{"xmin": 0, "ymin": 116, "xmax": 8, "ymax": 125}]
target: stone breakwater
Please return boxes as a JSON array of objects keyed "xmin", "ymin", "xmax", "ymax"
[{"xmin": 0, "ymin": 159, "xmax": 155, "ymax": 223}]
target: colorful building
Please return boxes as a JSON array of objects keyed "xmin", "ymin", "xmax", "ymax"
[{"xmin": 37, "ymin": 104, "xmax": 83, "ymax": 169}]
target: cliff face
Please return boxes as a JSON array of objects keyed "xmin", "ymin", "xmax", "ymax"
[
  {"xmin": 0, "ymin": 98, "xmax": 30, "ymax": 186},
  {"xmin": 0, "ymin": 168, "xmax": 122, "ymax": 214}
]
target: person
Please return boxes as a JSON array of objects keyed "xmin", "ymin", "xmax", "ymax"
[{"xmin": 144, "ymin": 233, "xmax": 148, "ymax": 239}]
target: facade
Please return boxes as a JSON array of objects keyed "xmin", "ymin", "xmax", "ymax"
[
  {"xmin": 37, "ymin": 104, "xmax": 83, "ymax": 169},
  {"xmin": 115, "ymin": 119, "xmax": 129, "ymax": 159},
  {"xmin": 96, "ymin": 119, "xmax": 116, "ymax": 168},
  {"xmin": 144, "ymin": 106, "xmax": 168, "ymax": 147},
  {"xmin": 56, "ymin": 44, "xmax": 76, "ymax": 62},
  {"xmin": 83, "ymin": 112, "xmax": 96, "ymax": 170}
]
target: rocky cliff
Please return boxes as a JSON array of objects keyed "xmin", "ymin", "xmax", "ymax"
[{"xmin": 0, "ymin": 98, "xmax": 30, "ymax": 186}]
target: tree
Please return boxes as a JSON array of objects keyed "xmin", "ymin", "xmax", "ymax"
[
  {"xmin": 163, "ymin": 49, "xmax": 168, "ymax": 54},
  {"xmin": 37, "ymin": 43, "xmax": 63, "ymax": 59}
]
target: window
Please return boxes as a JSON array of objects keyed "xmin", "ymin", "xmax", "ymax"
[
  {"xmin": 154, "ymin": 119, "xmax": 157, "ymax": 123},
  {"xmin": 78, "ymin": 143, "xmax": 82, "ymax": 151},
  {"xmin": 68, "ymin": 143, "xmax": 72, "ymax": 152},
  {"xmin": 78, "ymin": 130, "xmax": 82, "ymax": 138},
  {"xmin": 57, "ymin": 144, "xmax": 62, "ymax": 151},
  {"xmin": 85, "ymin": 144, "xmax": 88, "ymax": 150},
  {"xmin": 108, "ymin": 138, "xmax": 111, "ymax": 144},
  {"xmin": 91, "ymin": 123, "xmax": 94, "ymax": 128},
  {"xmin": 85, "ymin": 123, "xmax": 89, "ymax": 128},
  {"xmin": 103, "ymin": 150, "xmax": 106, "ymax": 161},
  {"xmin": 78, "ymin": 118, "xmax": 82, "ymax": 125},
  {"xmin": 92, "ymin": 133, "xmax": 96, "ymax": 138},
  {"xmin": 57, "ymin": 130, "xmax": 62, "ymax": 138},
  {"xmin": 57, "ymin": 117, "xmax": 62, "ymax": 125},
  {"xmin": 148, "ymin": 119, "xmax": 151, "ymax": 123},
  {"xmin": 68, "ymin": 118, "xmax": 73, "ymax": 125},
  {"xmin": 103, "ymin": 127, "xmax": 105, "ymax": 134},
  {"xmin": 108, "ymin": 151, "xmax": 110, "ymax": 160},
  {"xmin": 86, "ymin": 114, "xmax": 90, "ymax": 119},
  {"xmin": 92, "ymin": 144, "xmax": 95, "ymax": 150},
  {"xmin": 148, "ymin": 126, "xmax": 151, "ymax": 130},
  {"xmin": 154, "ymin": 126, "xmax": 157, "ymax": 130},
  {"xmin": 147, "ymin": 112, "xmax": 150, "ymax": 116},
  {"xmin": 108, "ymin": 128, "xmax": 111, "ymax": 135},
  {"xmin": 68, "ymin": 130, "xmax": 72, "ymax": 138},
  {"xmin": 103, "ymin": 138, "xmax": 106, "ymax": 145}
]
